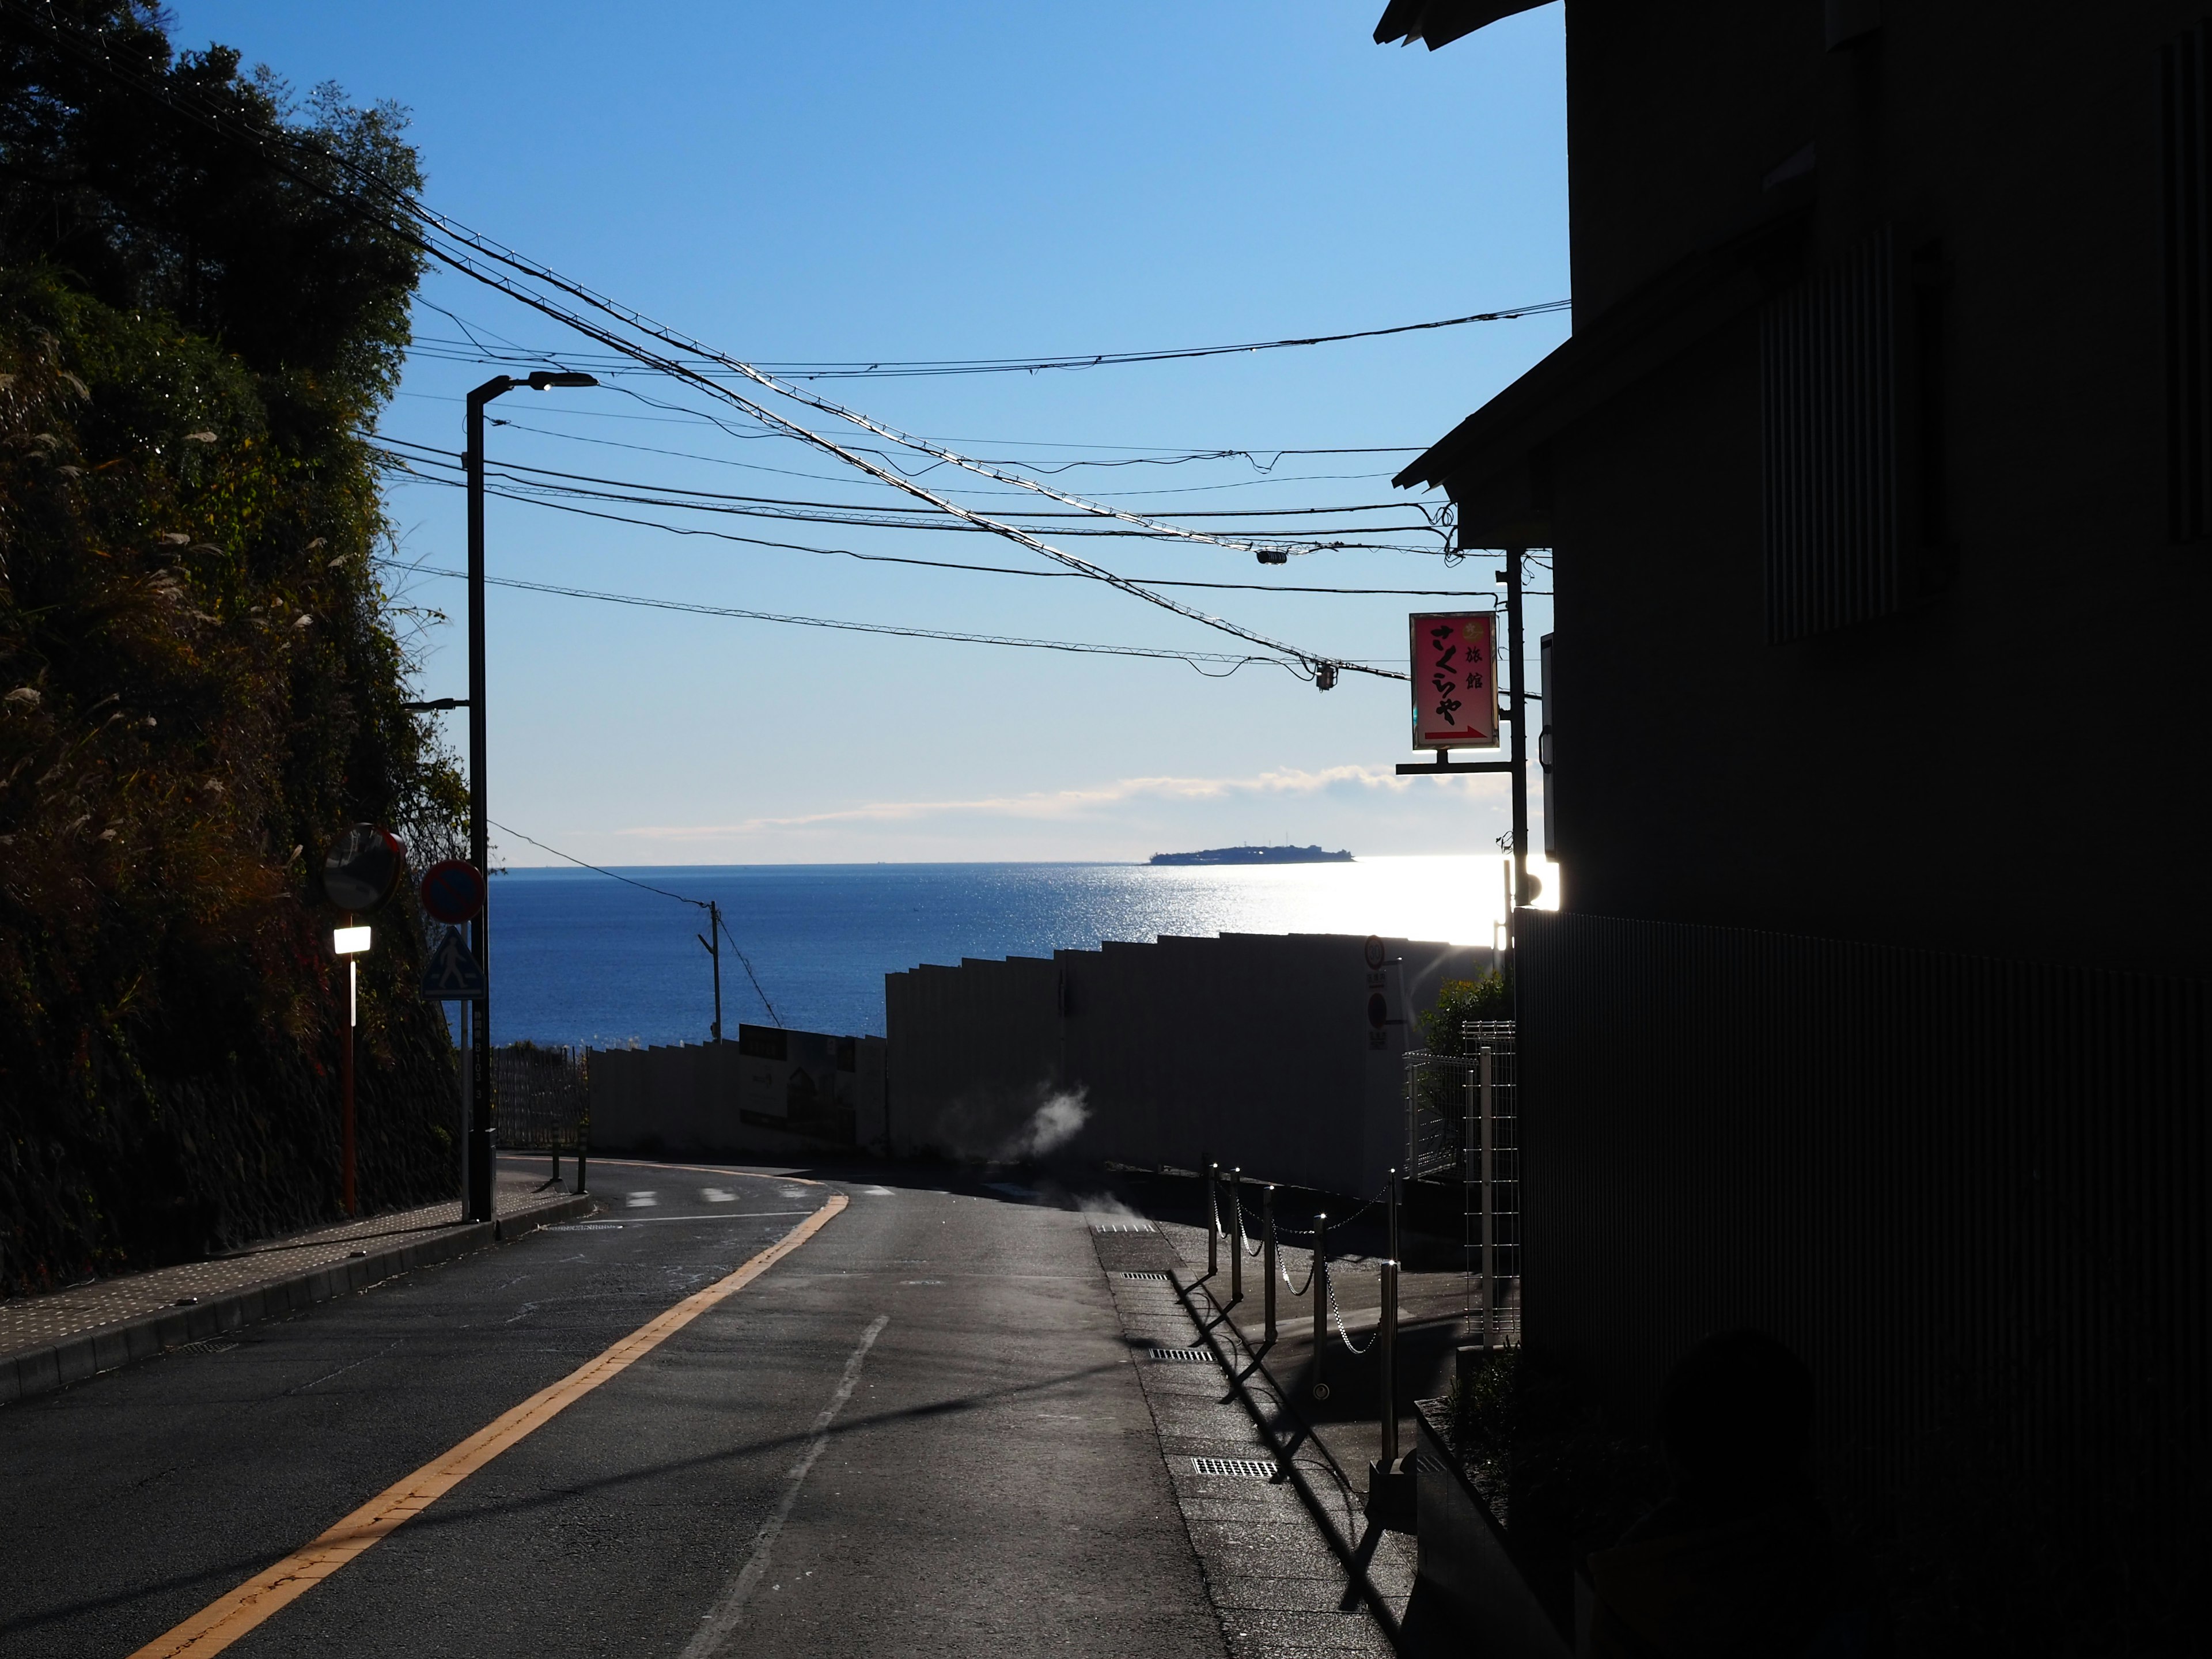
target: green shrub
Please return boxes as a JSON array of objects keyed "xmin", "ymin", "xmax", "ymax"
[{"xmin": 1418, "ymin": 971, "xmax": 1513, "ymax": 1053}]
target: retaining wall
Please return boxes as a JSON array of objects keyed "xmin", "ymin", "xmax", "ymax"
[
  {"xmin": 884, "ymin": 931, "xmax": 1494, "ymax": 1199},
  {"xmin": 586, "ymin": 1028, "xmax": 887, "ymax": 1159}
]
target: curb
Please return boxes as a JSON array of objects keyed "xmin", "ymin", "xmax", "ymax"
[{"xmin": 0, "ymin": 1192, "xmax": 598, "ymax": 1408}]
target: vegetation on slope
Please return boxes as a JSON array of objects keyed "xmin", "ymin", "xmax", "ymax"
[{"xmin": 0, "ymin": 2, "xmax": 465, "ymax": 1288}]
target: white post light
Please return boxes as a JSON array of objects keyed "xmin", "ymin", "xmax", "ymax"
[{"xmin": 332, "ymin": 923, "xmax": 372, "ymax": 1215}]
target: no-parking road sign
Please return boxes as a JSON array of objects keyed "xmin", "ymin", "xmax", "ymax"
[{"xmin": 419, "ymin": 859, "xmax": 487, "ymax": 926}]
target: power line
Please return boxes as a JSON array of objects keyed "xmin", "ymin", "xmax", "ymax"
[
  {"xmin": 485, "ymin": 818, "xmax": 780, "ymax": 1026},
  {"xmin": 373, "ymin": 435, "xmax": 1435, "ymax": 522},
  {"xmin": 378, "ymin": 560, "xmax": 1392, "ymax": 677},
  {"xmin": 382, "ymin": 456, "xmax": 1433, "ymax": 553},
  {"xmin": 13, "ymin": 11, "xmax": 1404, "ymax": 684},
  {"xmin": 403, "ymin": 389, "xmax": 1434, "ymax": 460},
  {"xmin": 373, "ymin": 491, "xmax": 1483, "ymax": 593},
  {"xmin": 403, "ymin": 297, "xmax": 1571, "ymax": 381},
  {"xmin": 465, "ymin": 413, "xmax": 1404, "ymax": 495}
]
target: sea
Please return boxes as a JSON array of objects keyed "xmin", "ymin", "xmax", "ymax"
[{"xmin": 482, "ymin": 854, "xmax": 1516, "ymax": 1048}]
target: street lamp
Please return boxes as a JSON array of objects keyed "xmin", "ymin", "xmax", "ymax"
[{"xmin": 464, "ymin": 369, "xmax": 599, "ymax": 1223}]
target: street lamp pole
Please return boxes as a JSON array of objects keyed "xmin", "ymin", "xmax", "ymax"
[{"xmin": 464, "ymin": 370, "xmax": 597, "ymax": 1224}]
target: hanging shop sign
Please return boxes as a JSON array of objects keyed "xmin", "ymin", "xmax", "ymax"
[{"xmin": 1407, "ymin": 611, "xmax": 1499, "ymax": 750}]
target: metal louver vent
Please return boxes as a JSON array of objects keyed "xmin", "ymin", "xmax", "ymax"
[
  {"xmin": 1761, "ymin": 226, "xmax": 1902, "ymax": 640},
  {"xmin": 2165, "ymin": 22, "xmax": 2212, "ymax": 539},
  {"xmin": 1191, "ymin": 1457, "xmax": 1276, "ymax": 1478}
]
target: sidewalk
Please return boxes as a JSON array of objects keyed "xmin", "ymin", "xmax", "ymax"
[{"xmin": 0, "ymin": 1166, "xmax": 594, "ymax": 1406}]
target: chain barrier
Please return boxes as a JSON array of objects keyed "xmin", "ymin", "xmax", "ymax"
[
  {"xmin": 1328, "ymin": 1268, "xmax": 1379, "ymax": 1356},
  {"xmin": 1271, "ymin": 1180, "xmax": 1392, "ymax": 1243},
  {"xmin": 1280, "ymin": 1248, "xmax": 1318, "ymax": 1298},
  {"xmin": 1228, "ymin": 1184, "xmax": 1264, "ymax": 1257}
]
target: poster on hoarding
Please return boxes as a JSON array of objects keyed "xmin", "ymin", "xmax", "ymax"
[{"xmin": 1408, "ymin": 611, "xmax": 1499, "ymax": 749}]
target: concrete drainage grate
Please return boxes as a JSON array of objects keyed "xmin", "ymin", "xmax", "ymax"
[
  {"xmin": 169, "ymin": 1338, "xmax": 241, "ymax": 1357},
  {"xmin": 1149, "ymin": 1346, "xmax": 1211, "ymax": 1362},
  {"xmin": 1118, "ymin": 1271, "xmax": 1169, "ymax": 1281},
  {"xmin": 1091, "ymin": 1222, "xmax": 1156, "ymax": 1233},
  {"xmin": 1192, "ymin": 1457, "xmax": 1277, "ymax": 1478}
]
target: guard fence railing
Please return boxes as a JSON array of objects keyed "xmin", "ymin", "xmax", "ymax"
[
  {"xmin": 1199, "ymin": 1160, "xmax": 1469, "ymax": 1506},
  {"xmin": 491, "ymin": 1041, "xmax": 590, "ymax": 1195},
  {"xmin": 1402, "ymin": 1018, "xmax": 1518, "ymax": 1348}
]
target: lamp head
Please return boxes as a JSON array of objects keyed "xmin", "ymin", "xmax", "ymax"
[{"xmin": 526, "ymin": 371, "xmax": 599, "ymax": 391}]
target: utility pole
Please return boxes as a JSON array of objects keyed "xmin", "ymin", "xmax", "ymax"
[
  {"xmin": 465, "ymin": 380, "xmax": 494, "ymax": 1226},
  {"xmin": 1503, "ymin": 547, "xmax": 1530, "ymax": 943},
  {"xmin": 700, "ymin": 900, "xmax": 724, "ymax": 1043},
  {"xmin": 464, "ymin": 370, "xmax": 597, "ymax": 1224}
]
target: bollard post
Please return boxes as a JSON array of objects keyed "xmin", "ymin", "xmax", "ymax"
[
  {"xmin": 1387, "ymin": 1166, "xmax": 1400, "ymax": 1267},
  {"xmin": 575, "ymin": 1106, "xmax": 589, "ymax": 1197},
  {"xmin": 1310, "ymin": 1211, "xmax": 1330, "ymax": 1402},
  {"xmin": 1262, "ymin": 1184, "xmax": 1278, "ymax": 1345},
  {"xmin": 1211, "ymin": 1162, "xmax": 1224, "ymax": 1268},
  {"xmin": 1229, "ymin": 1166, "xmax": 1244, "ymax": 1304},
  {"xmin": 1380, "ymin": 1258, "xmax": 1400, "ymax": 1468}
]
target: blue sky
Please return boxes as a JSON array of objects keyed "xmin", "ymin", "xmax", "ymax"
[{"xmin": 172, "ymin": 1, "xmax": 1567, "ymax": 866}]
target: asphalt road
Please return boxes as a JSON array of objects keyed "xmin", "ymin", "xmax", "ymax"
[{"xmin": 0, "ymin": 1160, "xmax": 1226, "ymax": 1658}]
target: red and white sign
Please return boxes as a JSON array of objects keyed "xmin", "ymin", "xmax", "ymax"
[{"xmin": 1408, "ymin": 612, "xmax": 1499, "ymax": 749}]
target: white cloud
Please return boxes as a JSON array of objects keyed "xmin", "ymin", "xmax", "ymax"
[{"xmin": 615, "ymin": 762, "xmax": 1503, "ymax": 842}]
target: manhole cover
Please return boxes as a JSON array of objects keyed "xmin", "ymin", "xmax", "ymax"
[
  {"xmin": 1192, "ymin": 1457, "xmax": 1275, "ymax": 1478},
  {"xmin": 1150, "ymin": 1347, "xmax": 1211, "ymax": 1363}
]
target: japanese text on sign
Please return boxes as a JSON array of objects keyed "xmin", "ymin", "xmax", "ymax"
[{"xmin": 1407, "ymin": 611, "xmax": 1499, "ymax": 749}]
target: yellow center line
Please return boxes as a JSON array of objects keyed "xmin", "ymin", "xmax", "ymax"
[{"xmin": 132, "ymin": 1191, "xmax": 851, "ymax": 1659}]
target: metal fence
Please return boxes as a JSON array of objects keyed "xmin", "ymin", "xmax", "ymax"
[
  {"xmin": 1402, "ymin": 1020, "xmax": 1519, "ymax": 1346},
  {"xmin": 493, "ymin": 1043, "xmax": 589, "ymax": 1191}
]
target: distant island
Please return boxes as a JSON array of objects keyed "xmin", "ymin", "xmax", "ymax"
[{"xmin": 1148, "ymin": 844, "xmax": 1354, "ymax": 867}]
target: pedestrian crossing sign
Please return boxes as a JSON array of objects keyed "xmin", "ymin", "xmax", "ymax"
[{"xmin": 420, "ymin": 929, "xmax": 486, "ymax": 1001}]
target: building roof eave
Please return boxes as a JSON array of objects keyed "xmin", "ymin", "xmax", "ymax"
[
  {"xmin": 1393, "ymin": 195, "xmax": 1815, "ymax": 502},
  {"xmin": 1372, "ymin": 0, "xmax": 1554, "ymax": 50}
]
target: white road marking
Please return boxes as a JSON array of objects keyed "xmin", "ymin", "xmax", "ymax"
[
  {"xmin": 680, "ymin": 1314, "xmax": 890, "ymax": 1658},
  {"xmin": 701, "ymin": 1188, "xmax": 737, "ymax": 1203},
  {"xmin": 605, "ymin": 1211, "xmax": 811, "ymax": 1225},
  {"xmin": 862, "ymin": 1187, "xmax": 895, "ymax": 1196},
  {"xmin": 777, "ymin": 1188, "xmax": 808, "ymax": 1200},
  {"xmin": 624, "ymin": 1192, "xmax": 658, "ymax": 1209}
]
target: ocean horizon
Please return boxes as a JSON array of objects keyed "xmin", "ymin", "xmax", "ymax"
[{"xmin": 483, "ymin": 853, "xmax": 1533, "ymax": 1048}]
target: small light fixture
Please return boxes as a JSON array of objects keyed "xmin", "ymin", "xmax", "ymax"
[
  {"xmin": 525, "ymin": 371, "xmax": 599, "ymax": 391},
  {"xmin": 334, "ymin": 925, "xmax": 373, "ymax": 955}
]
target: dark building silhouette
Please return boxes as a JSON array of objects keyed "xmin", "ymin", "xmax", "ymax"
[{"xmin": 1377, "ymin": 0, "xmax": 2209, "ymax": 1538}]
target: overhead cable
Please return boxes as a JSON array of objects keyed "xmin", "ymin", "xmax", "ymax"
[
  {"xmin": 377, "ymin": 561, "xmax": 1388, "ymax": 679},
  {"xmin": 372, "ymin": 441, "xmax": 1433, "ymax": 550},
  {"xmin": 382, "ymin": 456, "xmax": 1429, "ymax": 554},
  {"xmin": 484, "ymin": 819, "xmax": 781, "ymax": 1025},
  {"xmin": 374, "ymin": 435, "xmax": 1431, "ymax": 521},
  {"xmin": 20, "ymin": 10, "xmax": 1404, "ymax": 683},
  {"xmin": 403, "ymin": 297, "xmax": 1571, "ymax": 381},
  {"xmin": 371, "ymin": 489, "xmax": 1487, "ymax": 595}
]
